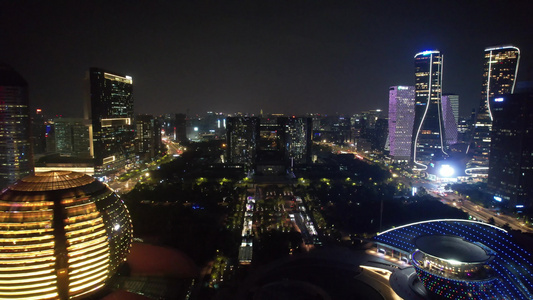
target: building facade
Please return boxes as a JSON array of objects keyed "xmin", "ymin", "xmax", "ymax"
[
  {"xmin": 226, "ymin": 117, "xmax": 259, "ymax": 168},
  {"xmin": 136, "ymin": 114, "xmax": 162, "ymax": 161},
  {"xmin": 441, "ymin": 94, "xmax": 459, "ymax": 146},
  {"xmin": 412, "ymin": 50, "xmax": 446, "ymax": 170},
  {"xmin": 468, "ymin": 46, "xmax": 520, "ymax": 176},
  {"xmin": 0, "ymin": 64, "xmax": 33, "ymax": 188},
  {"xmin": 87, "ymin": 68, "xmax": 135, "ymax": 178},
  {"xmin": 53, "ymin": 118, "xmax": 91, "ymax": 157},
  {"xmin": 0, "ymin": 171, "xmax": 133, "ymax": 300},
  {"xmin": 488, "ymin": 90, "xmax": 533, "ymax": 209},
  {"xmin": 388, "ymin": 86, "xmax": 415, "ymax": 162},
  {"xmin": 285, "ymin": 117, "xmax": 313, "ymax": 165}
]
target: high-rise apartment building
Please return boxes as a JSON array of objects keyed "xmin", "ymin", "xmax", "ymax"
[
  {"xmin": 468, "ymin": 46, "xmax": 520, "ymax": 176},
  {"xmin": 412, "ymin": 50, "xmax": 446, "ymax": 170},
  {"xmin": 285, "ymin": 117, "xmax": 313, "ymax": 165},
  {"xmin": 136, "ymin": 114, "xmax": 162, "ymax": 161},
  {"xmin": 441, "ymin": 95, "xmax": 459, "ymax": 146},
  {"xmin": 488, "ymin": 90, "xmax": 533, "ymax": 209},
  {"xmin": 226, "ymin": 117, "xmax": 259, "ymax": 168},
  {"xmin": 0, "ymin": 64, "xmax": 33, "ymax": 188},
  {"xmin": 87, "ymin": 68, "xmax": 134, "ymax": 177},
  {"xmin": 388, "ymin": 86, "xmax": 415, "ymax": 162}
]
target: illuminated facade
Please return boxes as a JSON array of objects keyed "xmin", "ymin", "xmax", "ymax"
[
  {"xmin": 53, "ymin": 118, "xmax": 91, "ymax": 157},
  {"xmin": 136, "ymin": 114, "xmax": 162, "ymax": 162},
  {"xmin": 226, "ymin": 117, "xmax": 259, "ymax": 168},
  {"xmin": 374, "ymin": 219, "xmax": 533, "ymax": 299},
  {"xmin": 412, "ymin": 50, "xmax": 446, "ymax": 170},
  {"xmin": 488, "ymin": 91, "xmax": 533, "ymax": 209},
  {"xmin": 0, "ymin": 171, "xmax": 133, "ymax": 300},
  {"xmin": 285, "ymin": 117, "xmax": 313, "ymax": 165},
  {"xmin": 441, "ymin": 95, "xmax": 458, "ymax": 146},
  {"xmin": 388, "ymin": 86, "xmax": 415, "ymax": 162},
  {"xmin": 468, "ymin": 46, "xmax": 520, "ymax": 175},
  {"xmin": 87, "ymin": 68, "xmax": 135, "ymax": 177},
  {"xmin": 0, "ymin": 64, "xmax": 34, "ymax": 189}
]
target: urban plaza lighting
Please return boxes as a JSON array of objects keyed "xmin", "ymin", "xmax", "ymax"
[
  {"xmin": 439, "ymin": 164, "xmax": 455, "ymax": 177},
  {"xmin": 0, "ymin": 171, "xmax": 133, "ymax": 300}
]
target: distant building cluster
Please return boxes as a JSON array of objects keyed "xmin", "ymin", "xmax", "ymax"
[{"xmin": 0, "ymin": 44, "xmax": 531, "ymax": 210}]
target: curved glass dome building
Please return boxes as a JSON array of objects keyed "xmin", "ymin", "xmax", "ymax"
[{"xmin": 0, "ymin": 171, "xmax": 133, "ymax": 300}]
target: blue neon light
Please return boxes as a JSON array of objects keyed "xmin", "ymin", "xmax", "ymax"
[
  {"xmin": 494, "ymin": 196, "xmax": 502, "ymax": 202},
  {"xmin": 495, "ymin": 97, "xmax": 504, "ymax": 102}
]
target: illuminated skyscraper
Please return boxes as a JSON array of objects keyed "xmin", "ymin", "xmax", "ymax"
[
  {"xmin": 53, "ymin": 117, "xmax": 91, "ymax": 157},
  {"xmin": 443, "ymin": 94, "xmax": 459, "ymax": 124},
  {"xmin": 468, "ymin": 46, "xmax": 520, "ymax": 176},
  {"xmin": 285, "ymin": 117, "xmax": 313, "ymax": 165},
  {"xmin": 226, "ymin": 117, "xmax": 259, "ymax": 168},
  {"xmin": 441, "ymin": 95, "xmax": 459, "ymax": 146},
  {"xmin": 136, "ymin": 114, "xmax": 162, "ymax": 161},
  {"xmin": 411, "ymin": 50, "xmax": 446, "ymax": 170},
  {"xmin": 87, "ymin": 68, "xmax": 135, "ymax": 178},
  {"xmin": 0, "ymin": 64, "xmax": 33, "ymax": 188},
  {"xmin": 388, "ymin": 86, "xmax": 415, "ymax": 162}
]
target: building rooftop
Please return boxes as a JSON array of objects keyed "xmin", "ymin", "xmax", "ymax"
[{"xmin": 414, "ymin": 235, "xmax": 491, "ymax": 263}]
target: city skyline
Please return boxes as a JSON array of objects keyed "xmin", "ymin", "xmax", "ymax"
[{"xmin": 2, "ymin": 1, "xmax": 532, "ymax": 118}]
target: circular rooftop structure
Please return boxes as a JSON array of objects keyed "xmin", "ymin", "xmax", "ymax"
[
  {"xmin": 0, "ymin": 171, "xmax": 133, "ymax": 300},
  {"xmin": 414, "ymin": 235, "xmax": 491, "ymax": 263}
]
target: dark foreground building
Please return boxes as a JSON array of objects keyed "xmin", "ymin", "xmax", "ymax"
[{"xmin": 488, "ymin": 87, "xmax": 533, "ymax": 209}]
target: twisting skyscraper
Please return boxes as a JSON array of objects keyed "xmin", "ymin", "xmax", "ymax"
[
  {"xmin": 412, "ymin": 50, "xmax": 446, "ymax": 170},
  {"xmin": 467, "ymin": 46, "xmax": 520, "ymax": 176}
]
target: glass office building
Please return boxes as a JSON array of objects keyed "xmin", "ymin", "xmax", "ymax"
[{"xmin": 412, "ymin": 50, "xmax": 446, "ymax": 170}]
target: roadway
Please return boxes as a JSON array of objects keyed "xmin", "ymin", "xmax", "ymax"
[{"xmin": 437, "ymin": 192, "xmax": 533, "ymax": 233}]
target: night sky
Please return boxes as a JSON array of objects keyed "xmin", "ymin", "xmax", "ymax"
[{"xmin": 2, "ymin": 1, "xmax": 532, "ymax": 118}]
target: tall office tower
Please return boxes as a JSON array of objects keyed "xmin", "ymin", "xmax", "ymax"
[
  {"xmin": 441, "ymin": 95, "xmax": 459, "ymax": 146},
  {"xmin": 31, "ymin": 108, "xmax": 47, "ymax": 155},
  {"xmin": 488, "ymin": 89, "xmax": 533, "ymax": 209},
  {"xmin": 286, "ymin": 117, "xmax": 313, "ymax": 165},
  {"xmin": 226, "ymin": 117, "xmax": 259, "ymax": 169},
  {"xmin": 53, "ymin": 118, "xmax": 91, "ymax": 157},
  {"xmin": 87, "ymin": 68, "xmax": 134, "ymax": 177},
  {"xmin": 0, "ymin": 64, "xmax": 33, "ymax": 188},
  {"xmin": 175, "ymin": 113, "xmax": 188, "ymax": 143},
  {"xmin": 412, "ymin": 50, "xmax": 446, "ymax": 170},
  {"xmin": 468, "ymin": 46, "xmax": 520, "ymax": 175},
  {"xmin": 374, "ymin": 118, "xmax": 389, "ymax": 152},
  {"xmin": 136, "ymin": 114, "xmax": 162, "ymax": 161},
  {"xmin": 388, "ymin": 86, "xmax": 415, "ymax": 162},
  {"xmin": 443, "ymin": 94, "xmax": 459, "ymax": 123}
]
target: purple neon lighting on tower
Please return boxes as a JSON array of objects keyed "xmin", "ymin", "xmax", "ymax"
[
  {"xmin": 442, "ymin": 94, "xmax": 458, "ymax": 146},
  {"xmin": 389, "ymin": 86, "xmax": 415, "ymax": 161}
]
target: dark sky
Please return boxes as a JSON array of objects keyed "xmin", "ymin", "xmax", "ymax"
[{"xmin": 2, "ymin": 0, "xmax": 532, "ymax": 118}]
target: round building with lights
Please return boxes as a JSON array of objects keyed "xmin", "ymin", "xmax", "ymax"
[
  {"xmin": 0, "ymin": 171, "xmax": 133, "ymax": 300},
  {"xmin": 373, "ymin": 219, "xmax": 533, "ymax": 299}
]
